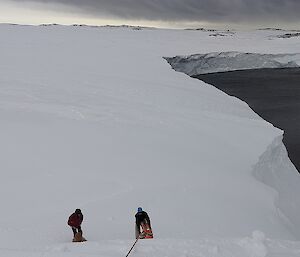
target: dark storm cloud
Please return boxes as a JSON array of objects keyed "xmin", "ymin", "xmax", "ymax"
[{"xmin": 9, "ymin": 0, "xmax": 300, "ymax": 23}]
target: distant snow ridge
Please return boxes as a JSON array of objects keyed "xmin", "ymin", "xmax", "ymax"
[
  {"xmin": 38, "ymin": 23, "xmax": 155, "ymax": 30},
  {"xmin": 165, "ymin": 52, "xmax": 300, "ymax": 75},
  {"xmin": 277, "ymin": 33, "xmax": 300, "ymax": 39}
]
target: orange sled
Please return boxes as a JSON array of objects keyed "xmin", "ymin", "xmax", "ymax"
[
  {"xmin": 140, "ymin": 222, "xmax": 153, "ymax": 239},
  {"xmin": 72, "ymin": 232, "xmax": 87, "ymax": 242}
]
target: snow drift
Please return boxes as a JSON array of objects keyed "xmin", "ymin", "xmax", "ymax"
[{"xmin": 0, "ymin": 24, "xmax": 300, "ymax": 256}]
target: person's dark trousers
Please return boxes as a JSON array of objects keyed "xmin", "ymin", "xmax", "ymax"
[
  {"xmin": 135, "ymin": 224, "xmax": 141, "ymax": 239},
  {"xmin": 72, "ymin": 226, "xmax": 82, "ymax": 237}
]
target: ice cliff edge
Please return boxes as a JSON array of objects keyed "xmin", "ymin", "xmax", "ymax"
[{"xmin": 165, "ymin": 52, "xmax": 300, "ymax": 75}]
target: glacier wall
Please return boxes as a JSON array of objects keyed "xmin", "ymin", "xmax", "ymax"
[
  {"xmin": 252, "ymin": 135, "xmax": 300, "ymax": 239},
  {"xmin": 165, "ymin": 51, "xmax": 300, "ymax": 239},
  {"xmin": 165, "ymin": 52, "xmax": 300, "ymax": 75}
]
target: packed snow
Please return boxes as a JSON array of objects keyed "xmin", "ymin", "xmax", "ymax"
[{"xmin": 0, "ymin": 24, "xmax": 300, "ymax": 257}]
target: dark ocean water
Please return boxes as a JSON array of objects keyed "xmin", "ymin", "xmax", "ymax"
[{"xmin": 194, "ymin": 68, "xmax": 300, "ymax": 172}]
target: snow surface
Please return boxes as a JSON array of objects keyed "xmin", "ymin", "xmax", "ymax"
[{"xmin": 0, "ymin": 24, "xmax": 300, "ymax": 256}]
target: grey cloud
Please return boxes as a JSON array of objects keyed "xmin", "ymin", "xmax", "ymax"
[{"xmin": 9, "ymin": 0, "xmax": 300, "ymax": 24}]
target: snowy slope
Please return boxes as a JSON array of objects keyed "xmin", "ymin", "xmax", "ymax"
[
  {"xmin": 0, "ymin": 24, "xmax": 300, "ymax": 256},
  {"xmin": 2, "ymin": 235, "xmax": 300, "ymax": 257}
]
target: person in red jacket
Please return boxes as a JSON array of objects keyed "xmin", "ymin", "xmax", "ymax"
[{"xmin": 68, "ymin": 209, "xmax": 83, "ymax": 238}]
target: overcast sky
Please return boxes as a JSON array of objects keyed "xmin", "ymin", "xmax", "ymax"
[{"xmin": 1, "ymin": 0, "xmax": 300, "ymax": 29}]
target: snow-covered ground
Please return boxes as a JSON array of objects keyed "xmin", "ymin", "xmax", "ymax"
[{"xmin": 0, "ymin": 24, "xmax": 300, "ymax": 256}]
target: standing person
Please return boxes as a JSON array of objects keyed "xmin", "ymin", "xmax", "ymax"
[
  {"xmin": 135, "ymin": 207, "xmax": 153, "ymax": 239},
  {"xmin": 68, "ymin": 209, "xmax": 84, "ymax": 241}
]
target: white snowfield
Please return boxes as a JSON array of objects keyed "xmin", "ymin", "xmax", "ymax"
[{"xmin": 0, "ymin": 24, "xmax": 300, "ymax": 257}]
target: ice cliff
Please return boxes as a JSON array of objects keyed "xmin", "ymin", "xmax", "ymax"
[
  {"xmin": 165, "ymin": 51, "xmax": 300, "ymax": 239},
  {"xmin": 165, "ymin": 52, "xmax": 300, "ymax": 75}
]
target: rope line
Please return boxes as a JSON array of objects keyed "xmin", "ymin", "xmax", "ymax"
[{"xmin": 125, "ymin": 237, "xmax": 139, "ymax": 257}]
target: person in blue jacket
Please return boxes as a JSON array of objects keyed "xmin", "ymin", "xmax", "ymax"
[{"xmin": 135, "ymin": 207, "xmax": 152, "ymax": 238}]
